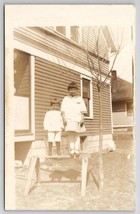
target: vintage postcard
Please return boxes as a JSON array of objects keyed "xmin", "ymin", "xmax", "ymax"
[{"xmin": 5, "ymin": 5, "xmax": 136, "ymax": 210}]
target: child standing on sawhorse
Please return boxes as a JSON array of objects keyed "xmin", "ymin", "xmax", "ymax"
[
  {"xmin": 61, "ymin": 81, "xmax": 87, "ymax": 158},
  {"xmin": 43, "ymin": 98, "xmax": 64, "ymax": 156}
]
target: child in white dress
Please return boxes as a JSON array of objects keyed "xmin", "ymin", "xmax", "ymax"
[
  {"xmin": 43, "ymin": 98, "xmax": 64, "ymax": 156},
  {"xmin": 61, "ymin": 82, "xmax": 87, "ymax": 157}
]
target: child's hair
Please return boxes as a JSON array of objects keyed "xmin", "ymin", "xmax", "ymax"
[
  {"xmin": 68, "ymin": 81, "xmax": 78, "ymax": 91},
  {"xmin": 50, "ymin": 98, "xmax": 60, "ymax": 106}
]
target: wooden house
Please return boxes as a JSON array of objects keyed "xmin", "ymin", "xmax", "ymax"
[
  {"xmin": 111, "ymin": 71, "xmax": 133, "ymax": 134},
  {"xmin": 13, "ymin": 26, "xmax": 116, "ymax": 162}
]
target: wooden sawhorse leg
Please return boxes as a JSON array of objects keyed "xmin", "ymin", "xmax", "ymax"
[
  {"xmin": 36, "ymin": 157, "xmax": 41, "ymax": 183},
  {"xmin": 24, "ymin": 156, "xmax": 41, "ymax": 196},
  {"xmin": 81, "ymin": 156, "xmax": 89, "ymax": 197}
]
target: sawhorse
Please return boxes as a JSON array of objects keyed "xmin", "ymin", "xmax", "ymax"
[
  {"xmin": 24, "ymin": 153, "xmax": 89, "ymax": 197},
  {"xmin": 24, "ymin": 133, "xmax": 90, "ymax": 197}
]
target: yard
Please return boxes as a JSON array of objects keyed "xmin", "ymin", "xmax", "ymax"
[{"xmin": 15, "ymin": 134, "xmax": 135, "ymax": 210}]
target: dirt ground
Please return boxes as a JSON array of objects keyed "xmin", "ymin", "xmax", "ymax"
[{"xmin": 15, "ymin": 134, "xmax": 135, "ymax": 211}]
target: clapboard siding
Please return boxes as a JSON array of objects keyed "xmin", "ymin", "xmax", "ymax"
[
  {"xmin": 35, "ymin": 56, "xmax": 81, "ymax": 139},
  {"xmin": 84, "ymin": 82, "xmax": 112, "ymax": 135},
  {"xmin": 35, "ymin": 57, "xmax": 79, "ymax": 82},
  {"xmin": 35, "ymin": 56, "xmax": 112, "ymax": 140},
  {"xmin": 15, "ymin": 27, "xmax": 88, "ymax": 70},
  {"xmin": 82, "ymin": 26, "xmax": 108, "ymax": 60},
  {"xmin": 81, "ymin": 26, "xmax": 110, "ymax": 75},
  {"xmin": 15, "ymin": 27, "xmax": 110, "ymax": 76}
]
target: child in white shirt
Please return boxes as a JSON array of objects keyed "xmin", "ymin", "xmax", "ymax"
[
  {"xmin": 61, "ymin": 82, "xmax": 87, "ymax": 158},
  {"xmin": 43, "ymin": 98, "xmax": 64, "ymax": 156}
]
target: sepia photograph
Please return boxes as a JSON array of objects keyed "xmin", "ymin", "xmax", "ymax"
[{"xmin": 5, "ymin": 5, "xmax": 136, "ymax": 210}]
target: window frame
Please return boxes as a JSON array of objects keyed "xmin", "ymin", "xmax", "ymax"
[
  {"xmin": 14, "ymin": 49, "xmax": 35, "ymax": 141},
  {"xmin": 14, "ymin": 50, "xmax": 31, "ymax": 133},
  {"xmin": 81, "ymin": 75, "xmax": 93, "ymax": 119}
]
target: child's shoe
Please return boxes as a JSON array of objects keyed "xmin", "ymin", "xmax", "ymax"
[
  {"xmin": 70, "ymin": 150, "xmax": 74, "ymax": 158},
  {"xmin": 75, "ymin": 150, "xmax": 80, "ymax": 158}
]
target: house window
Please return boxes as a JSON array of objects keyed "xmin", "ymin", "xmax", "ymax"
[
  {"xmin": 54, "ymin": 26, "xmax": 81, "ymax": 43},
  {"xmin": 71, "ymin": 26, "xmax": 79, "ymax": 42},
  {"xmin": 127, "ymin": 101, "xmax": 133, "ymax": 116},
  {"xmin": 81, "ymin": 77, "xmax": 93, "ymax": 118},
  {"xmin": 56, "ymin": 26, "xmax": 66, "ymax": 36},
  {"xmin": 14, "ymin": 49, "xmax": 31, "ymax": 133},
  {"xmin": 112, "ymin": 101, "xmax": 126, "ymax": 112}
]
